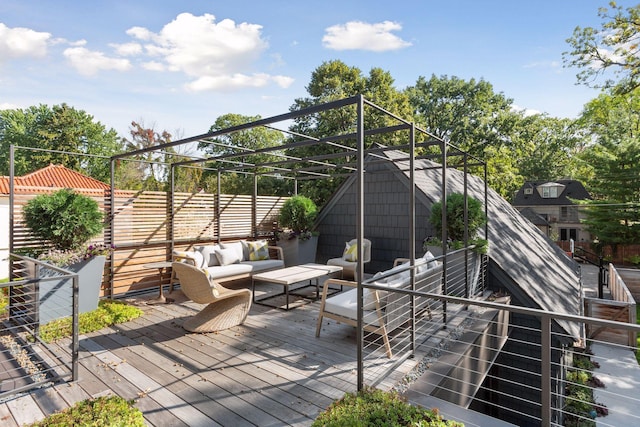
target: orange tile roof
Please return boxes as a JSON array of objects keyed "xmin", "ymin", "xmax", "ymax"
[{"xmin": 0, "ymin": 164, "xmax": 110, "ymax": 195}]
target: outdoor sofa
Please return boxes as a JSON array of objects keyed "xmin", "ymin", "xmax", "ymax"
[
  {"xmin": 172, "ymin": 240, "xmax": 284, "ymax": 285},
  {"xmin": 316, "ymin": 251, "xmax": 443, "ymax": 358}
]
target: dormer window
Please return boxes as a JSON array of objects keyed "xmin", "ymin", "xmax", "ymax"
[
  {"xmin": 524, "ymin": 187, "xmax": 533, "ymax": 195},
  {"xmin": 539, "ymin": 182, "xmax": 564, "ymax": 199}
]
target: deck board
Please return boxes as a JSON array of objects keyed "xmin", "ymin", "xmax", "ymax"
[{"xmin": 1, "ymin": 287, "xmax": 427, "ymax": 426}]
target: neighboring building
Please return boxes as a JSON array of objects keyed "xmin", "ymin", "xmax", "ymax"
[
  {"xmin": 0, "ymin": 164, "xmax": 110, "ymax": 279},
  {"xmin": 512, "ymin": 180, "xmax": 592, "ymax": 243}
]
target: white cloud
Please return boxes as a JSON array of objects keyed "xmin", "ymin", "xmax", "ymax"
[
  {"xmin": 323, "ymin": 21, "xmax": 411, "ymax": 52},
  {"xmin": 63, "ymin": 47, "xmax": 132, "ymax": 76},
  {"xmin": 143, "ymin": 61, "xmax": 165, "ymax": 71},
  {"xmin": 0, "ymin": 23, "xmax": 51, "ymax": 60},
  {"xmin": 127, "ymin": 13, "xmax": 293, "ymax": 91},
  {"xmin": 111, "ymin": 42, "xmax": 143, "ymax": 56},
  {"xmin": 0, "ymin": 102, "xmax": 20, "ymax": 110},
  {"xmin": 185, "ymin": 72, "xmax": 293, "ymax": 91}
]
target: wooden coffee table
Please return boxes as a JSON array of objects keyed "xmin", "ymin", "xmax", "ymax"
[{"xmin": 252, "ymin": 263, "xmax": 342, "ymax": 310}]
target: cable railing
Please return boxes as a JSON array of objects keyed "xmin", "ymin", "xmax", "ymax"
[
  {"xmin": 355, "ymin": 249, "xmax": 640, "ymax": 427},
  {"xmin": 0, "ymin": 254, "xmax": 79, "ymax": 400}
]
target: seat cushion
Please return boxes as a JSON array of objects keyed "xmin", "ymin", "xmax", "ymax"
[
  {"xmin": 204, "ymin": 264, "xmax": 252, "ymax": 279},
  {"xmin": 324, "ymin": 289, "xmax": 382, "ymax": 325},
  {"xmin": 240, "ymin": 259, "xmax": 284, "ymax": 272}
]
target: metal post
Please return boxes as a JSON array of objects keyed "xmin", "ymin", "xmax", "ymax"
[
  {"xmin": 356, "ymin": 94, "xmax": 365, "ymax": 390},
  {"xmin": 71, "ymin": 273, "xmax": 79, "ymax": 381},
  {"xmin": 253, "ymin": 174, "xmax": 258, "ymax": 239},
  {"xmin": 169, "ymin": 165, "xmax": 175, "ymax": 258},
  {"xmin": 216, "ymin": 170, "xmax": 221, "ymax": 244},
  {"xmin": 441, "ymin": 140, "xmax": 448, "ymax": 325},
  {"xmin": 409, "ymin": 123, "xmax": 416, "ymax": 354},
  {"xmin": 463, "ymin": 153, "xmax": 469, "ymax": 299},
  {"xmin": 541, "ymin": 314, "xmax": 551, "ymax": 426},
  {"xmin": 108, "ymin": 158, "xmax": 116, "ymax": 299},
  {"xmin": 598, "ymin": 256, "xmax": 604, "ymax": 299}
]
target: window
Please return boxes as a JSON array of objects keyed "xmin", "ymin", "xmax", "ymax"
[
  {"xmin": 524, "ymin": 187, "xmax": 533, "ymax": 195},
  {"xmin": 560, "ymin": 228, "xmax": 577, "ymax": 241},
  {"xmin": 542, "ymin": 186, "xmax": 558, "ymax": 198}
]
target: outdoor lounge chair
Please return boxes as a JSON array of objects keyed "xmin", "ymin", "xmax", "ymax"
[
  {"xmin": 327, "ymin": 238, "xmax": 372, "ymax": 280},
  {"xmin": 171, "ymin": 262, "xmax": 252, "ymax": 333},
  {"xmin": 316, "ymin": 254, "xmax": 442, "ymax": 358}
]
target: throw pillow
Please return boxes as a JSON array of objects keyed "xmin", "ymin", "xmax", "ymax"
[
  {"xmin": 220, "ymin": 241, "xmax": 244, "ymax": 262},
  {"xmin": 215, "ymin": 248, "xmax": 241, "ymax": 266},
  {"xmin": 195, "ymin": 245, "xmax": 220, "ymax": 267},
  {"xmin": 248, "ymin": 240, "xmax": 270, "ymax": 261},
  {"xmin": 343, "ymin": 242, "xmax": 358, "ymax": 262}
]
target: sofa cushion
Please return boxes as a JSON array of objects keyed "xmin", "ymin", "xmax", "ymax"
[
  {"xmin": 221, "ymin": 241, "xmax": 245, "ymax": 262},
  {"xmin": 241, "ymin": 259, "xmax": 284, "ymax": 272},
  {"xmin": 204, "ymin": 263, "xmax": 253, "ymax": 280},
  {"xmin": 324, "ymin": 289, "xmax": 383, "ymax": 325},
  {"xmin": 248, "ymin": 240, "xmax": 269, "ymax": 261},
  {"xmin": 215, "ymin": 247, "xmax": 241, "ymax": 266},
  {"xmin": 195, "ymin": 245, "xmax": 220, "ymax": 267}
]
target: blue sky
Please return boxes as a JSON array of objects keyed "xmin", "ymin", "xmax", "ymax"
[{"xmin": 0, "ymin": 1, "xmax": 633, "ymax": 139}]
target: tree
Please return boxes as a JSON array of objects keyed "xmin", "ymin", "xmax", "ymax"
[
  {"xmin": 564, "ymin": 2, "xmax": 640, "ymax": 94},
  {"xmin": 406, "ymin": 74, "xmax": 522, "ymax": 199},
  {"xmin": 117, "ymin": 121, "xmax": 173, "ymax": 190},
  {"xmin": 199, "ymin": 113, "xmax": 289, "ymax": 195},
  {"xmin": 576, "ymin": 88, "xmax": 640, "ymax": 246},
  {"xmin": 288, "ymin": 60, "xmax": 414, "ymax": 206},
  {"xmin": 514, "ymin": 114, "xmax": 585, "ymax": 182},
  {"xmin": 0, "ymin": 104, "xmax": 122, "ymax": 181}
]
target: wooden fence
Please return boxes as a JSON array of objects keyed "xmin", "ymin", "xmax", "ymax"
[
  {"xmin": 584, "ymin": 264, "xmax": 637, "ymax": 348},
  {"xmin": 10, "ymin": 188, "xmax": 287, "ymax": 296}
]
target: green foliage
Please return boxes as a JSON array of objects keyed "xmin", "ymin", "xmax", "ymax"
[
  {"xmin": 429, "ymin": 193, "xmax": 487, "ymax": 242},
  {"xmin": 564, "ymin": 2, "xmax": 640, "ymax": 94},
  {"xmin": 564, "ymin": 352, "xmax": 606, "ymax": 426},
  {"xmin": 288, "ymin": 60, "xmax": 414, "ymax": 207},
  {"xmin": 312, "ymin": 387, "xmax": 463, "ymax": 427},
  {"xmin": 0, "ymin": 103, "xmax": 122, "ymax": 181},
  {"xmin": 575, "ymin": 89, "xmax": 640, "ymax": 247},
  {"xmin": 199, "ymin": 113, "xmax": 289, "ymax": 195},
  {"xmin": 38, "ymin": 300, "xmax": 143, "ymax": 343},
  {"xmin": 27, "ymin": 395, "xmax": 145, "ymax": 427},
  {"xmin": 278, "ymin": 195, "xmax": 317, "ymax": 235},
  {"xmin": 0, "ymin": 280, "xmax": 8, "ymax": 317},
  {"xmin": 23, "ymin": 189, "xmax": 104, "ymax": 252}
]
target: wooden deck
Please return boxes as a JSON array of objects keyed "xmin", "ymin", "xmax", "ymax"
[{"xmin": 0, "ymin": 282, "xmax": 421, "ymax": 426}]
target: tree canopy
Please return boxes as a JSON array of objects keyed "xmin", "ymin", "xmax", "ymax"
[
  {"xmin": 564, "ymin": 2, "xmax": 640, "ymax": 94},
  {"xmin": 0, "ymin": 104, "xmax": 121, "ymax": 182}
]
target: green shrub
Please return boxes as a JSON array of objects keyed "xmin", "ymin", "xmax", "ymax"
[
  {"xmin": 39, "ymin": 300, "xmax": 143, "ymax": 343},
  {"xmin": 278, "ymin": 195, "xmax": 317, "ymax": 236},
  {"xmin": 312, "ymin": 387, "xmax": 463, "ymax": 426},
  {"xmin": 27, "ymin": 395, "xmax": 145, "ymax": 426},
  {"xmin": 23, "ymin": 188, "xmax": 104, "ymax": 252}
]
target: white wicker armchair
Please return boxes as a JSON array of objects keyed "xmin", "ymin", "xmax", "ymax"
[{"xmin": 172, "ymin": 262, "xmax": 252, "ymax": 333}]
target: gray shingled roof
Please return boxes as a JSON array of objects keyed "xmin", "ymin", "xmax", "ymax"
[
  {"xmin": 388, "ymin": 150, "xmax": 582, "ymax": 339},
  {"xmin": 513, "ymin": 180, "xmax": 591, "ymax": 206}
]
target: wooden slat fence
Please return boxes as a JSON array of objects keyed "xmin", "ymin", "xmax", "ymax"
[
  {"xmin": 584, "ymin": 264, "xmax": 637, "ymax": 347},
  {"xmin": 11, "ymin": 187, "xmax": 287, "ymax": 297}
]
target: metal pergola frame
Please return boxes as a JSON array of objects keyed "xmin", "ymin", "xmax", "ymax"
[{"xmin": 107, "ymin": 94, "xmax": 487, "ymax": 388}]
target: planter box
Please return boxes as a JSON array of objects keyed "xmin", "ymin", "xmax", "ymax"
[
  {"xmin": 277, "ymin": 236, "xmax": 318, "ymax": 267},
  {"xmin": 38, "ymin": 255, "xmax": 106, "ymax": 324}
]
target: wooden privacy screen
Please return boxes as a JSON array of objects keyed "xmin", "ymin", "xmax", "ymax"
[{"xmin": 11, "ymin": 188, "xmax": 287, "ymax": 296}]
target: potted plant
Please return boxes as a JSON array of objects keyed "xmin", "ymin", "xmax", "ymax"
[
  {"xmin": 424, "ymin": 192, "xmax": 488, "ymax": 297},
  {"xmin": 22, "ymin": 188, "xmax": 111, "ymax": 322},
  {"xmin": 424, "ymin": 192, "xmax": 488, "ymax": 255},
  {"xmin": 276, "ymin": 195, "xmax": 319, "ymax": 266}
]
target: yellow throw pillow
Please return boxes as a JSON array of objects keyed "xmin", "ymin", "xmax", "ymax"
[
  {"xmin": 248, "ymin": 240, "xmax": 270, "ymax": 261},
  {"xmin": 343, "ymin": 242, "xmax": 358, "ymax": 262}
]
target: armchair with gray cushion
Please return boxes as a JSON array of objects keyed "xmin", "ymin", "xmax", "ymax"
[{"xmin": 327, "ymin": 238, "xmax": 372, "ymax": 280}]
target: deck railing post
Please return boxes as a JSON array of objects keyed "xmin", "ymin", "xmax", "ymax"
[{"xmin": 541, "ymin": 314, "xmax": 551, "ymax": 426}]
